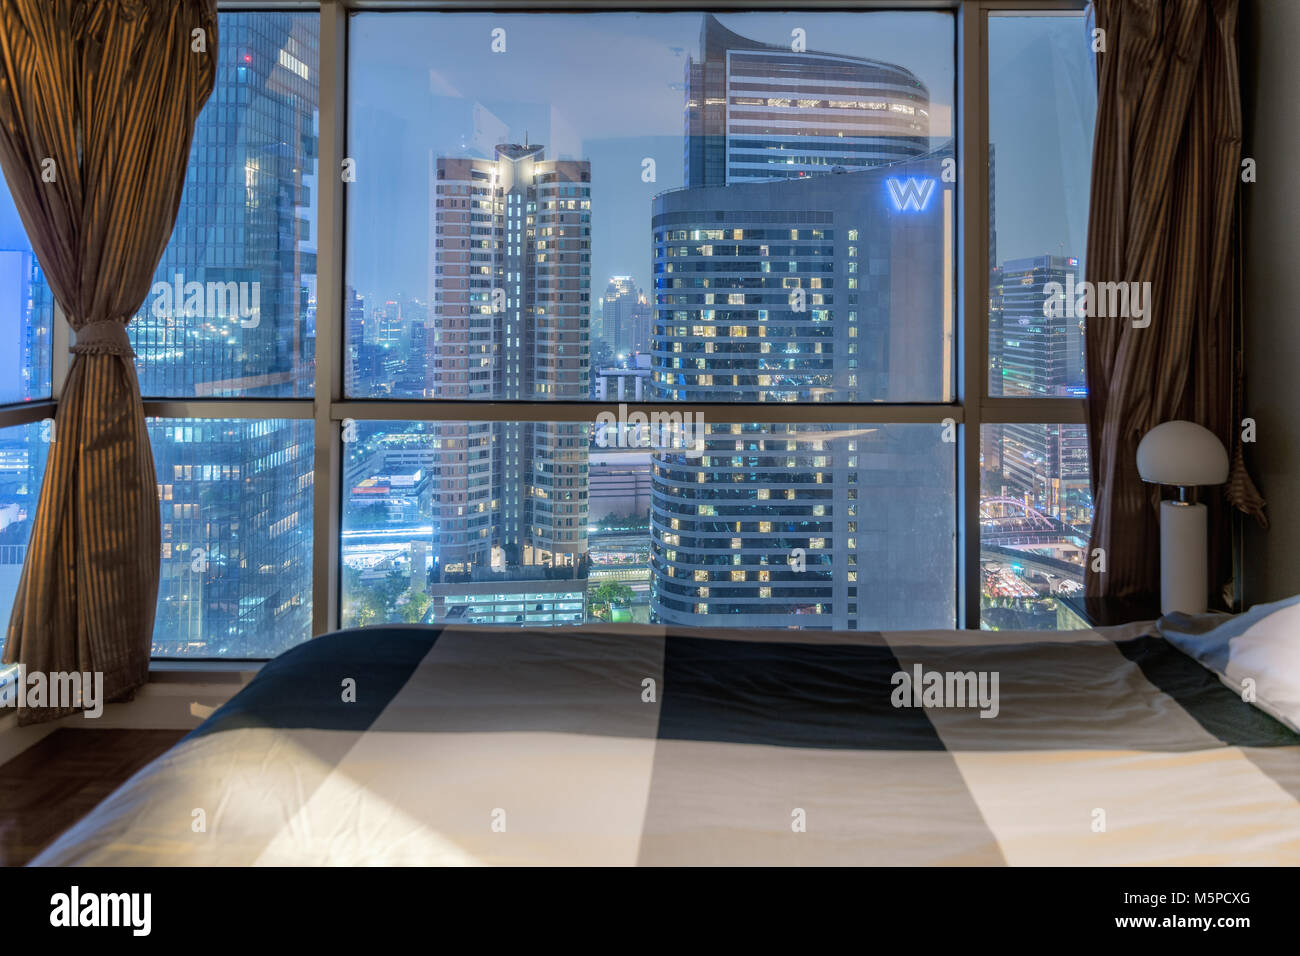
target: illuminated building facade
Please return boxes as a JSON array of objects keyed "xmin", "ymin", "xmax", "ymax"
[
  {"xmin": 649, "ymin": 153, "xmax": 954, "ymax": 629},
  {"xmin": 426, "ymin": 142, "xmax": 591, "ymax": 623}
]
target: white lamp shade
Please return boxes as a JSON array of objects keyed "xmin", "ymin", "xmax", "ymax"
[{"xmin": 1136, "ymin": 420, "xmax": 1229, "ymax": 486}]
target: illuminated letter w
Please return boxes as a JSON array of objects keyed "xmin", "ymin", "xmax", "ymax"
[{"xmin": 887, "ymin": 177, "xmax": 935, "ymax": 212}]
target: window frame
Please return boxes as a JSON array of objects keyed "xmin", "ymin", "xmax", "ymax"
[{"xmin": 0, "ymin": 0, "xmax": 1091, "ymax": 656}]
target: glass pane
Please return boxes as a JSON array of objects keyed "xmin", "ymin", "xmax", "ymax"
[
  {"xmin": 0, "ymin": 169, "xmax": 53, "ymax": 404},
  {"xmin": 341, "ymin": 420, "xmax": 954, "ymax": 631},
  {"xmin": 150, "ymin": 418, "xmax": 313, "ymax": 657},
  {"xmin": 346, "ymin": 11, "xmax": 955, "ymax": 401},
  {"xmin": 987, "ymin": 14, "xmax": 1096, "ymax": 397},
  {"xmin": 653, "ymin": 422, "xmax": 955, "ymax": 629},
  {"xmin": 0, "ymin": 422, "xmax": 51, "ymax": 665},
  {"xmin": 130, "ymin": 13, "xmax": 320, "ymax": 398},
  {"xmin": 980, "ymin": 423, "xmax": 1093, "ymax": 630}
]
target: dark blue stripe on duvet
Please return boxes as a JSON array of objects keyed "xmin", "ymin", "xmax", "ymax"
[
  {"xmin": 186, "ymin": 626, "xmax": 438, "ymax": 739},
  {"xmin": 1115, "ymin": 635, "xmax": 1300, "ymax": 747},
  {"xmin": 655, "ymin": 636, "xmax": 946, "ymax": 750}
]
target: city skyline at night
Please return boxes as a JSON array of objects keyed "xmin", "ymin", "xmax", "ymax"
[{"xmin": 0, "ymin": 10, "xmax": 1098, "ymax": 653}]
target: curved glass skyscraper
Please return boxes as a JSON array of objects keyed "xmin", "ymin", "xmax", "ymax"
[{"xmin": 686, "ymin": 14, "xmax": 932, "ymax": 186}]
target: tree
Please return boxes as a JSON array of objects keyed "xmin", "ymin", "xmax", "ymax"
[
  {"xmin": 589, "ymin": 580, "xmax": 635, "ymax": 621},
  {"xmin": 350, "ymin": 502, "xmax": 391, "ymax": 529},
  {"xmin": 378, "ymin": 569, "xmax": 408, "ymax": 613},
  {"xmin": 354, "ymin": 600, "xmax": 378, "ymax": 628},
  {"xmin": 596, "ymin": 511, "xmax": 649, "ymax": 532},
  {"xmin": 341, "ymin": 566, "xmax": 408, "ymax": 627},
  {"xmin": 399, "ymin": 589, "xmax": 430, "ymax": 624}
]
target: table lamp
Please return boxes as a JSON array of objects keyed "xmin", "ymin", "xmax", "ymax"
[{"xmin": 1136, "ymin": 421, "xmax": 1229, "ymax": 615}]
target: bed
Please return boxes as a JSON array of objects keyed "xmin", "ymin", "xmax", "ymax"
[{"xmin": 31, "ymin": 619, "xmax": 1300, "ymax": 865}]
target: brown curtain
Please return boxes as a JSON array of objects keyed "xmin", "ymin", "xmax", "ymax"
[
  {"xmin": 1084, "ymin": 0, "xmax": 1265, "ymax": 605},
  {"xmin": 0, "ymin": 0, "xmax": 216, "ymax": 723}
]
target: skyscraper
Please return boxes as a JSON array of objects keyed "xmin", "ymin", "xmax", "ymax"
[
  {"xmin": 998, "ymin": 255, "xmax": 1085, "ymax": 401},
  {"xmin": 650, "ymin": 18, "xmax": 956, "ymax": 630},
  {"xmin": 648, "ymin": 156, "xmax": 953, "ymax": 630},
  {"xmin": 131, "ymin": 14, "xmax": 318, "ymax": 400},
  {"xmin": 631, "ymin": 294, "xmax": 653, "ymax": 358},
  {"xmin": 997, "ymin": 254, "xmax": 1089, "ymax": 523},
  {"xmin": 600, "ymin": 276, "xmax": 651, "ymax": 357},
  {"xmin": 424, "ymin": 142, "xmax": 591, "ymax": 623},
  {"xmin": 685, "ymin": 14, "xmax": 932, "ymax": 187},
  {"xmin": 651, "ymin": 153, "xmax": 950, "ymax": 404},
  {"xmin": 129, "ymin": 13, "xmax": 319, "ymax": 656}
]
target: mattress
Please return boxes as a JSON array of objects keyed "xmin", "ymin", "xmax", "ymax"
[{"xmin": 31, "ymin": 621, "xmax": 1300, "ymax": 866}]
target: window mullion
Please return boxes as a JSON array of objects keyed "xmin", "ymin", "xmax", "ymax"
[
  {"xmin": 326, "ymin": 400, "xmax": 966, "ymax": 426},
  {"xmin": 313, "ymin": 0, "xmax": 347, "ymax": 637},
  {"xmin": 958, "ymin": 0, "xmax": 988, "ymax": 629}
]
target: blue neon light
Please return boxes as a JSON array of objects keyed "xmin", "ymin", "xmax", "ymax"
[{"xmin": 885, "ymin": 176, "xmax": 937, "ymax": 212}]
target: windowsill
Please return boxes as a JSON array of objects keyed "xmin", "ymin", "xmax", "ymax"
[
  {"xmin": 2, "ymin": 660, "xmax": 259, "ymax": 682},
  {"xmin": 149, "ymin": 660, "xmax": 264, "ymax": 679},
  {"xmin": 0, "ymin": 663, "xmax": 260, "ymax": 759}
]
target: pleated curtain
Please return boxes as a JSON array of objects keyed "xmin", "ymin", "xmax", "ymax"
[
  {"xmin": 1084, "ymin": 0, "xmax": 1265, "ymax": 605},
  {"xmin": 0, "ymin": 0, "xmax": 217, "ymax": 723}
]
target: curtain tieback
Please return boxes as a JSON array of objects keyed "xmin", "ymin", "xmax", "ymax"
[{"xmin": 71, "ymin": 319, "xmax": 135, "ymax": 357}]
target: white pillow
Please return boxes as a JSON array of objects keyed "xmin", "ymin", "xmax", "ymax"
[{"xmin": 1160, "ymin": 595, "xmax": 1300, "ymax": 734}]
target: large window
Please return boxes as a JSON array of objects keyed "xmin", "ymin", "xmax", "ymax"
[
  {"xmin": 337, "ymin": 9, "xmax": 962, "ymax": 638},
  {"xmin": 0, "ymin": 3, "xmax": 1097, "ymax": 660},
  {"xmin": 145, "ymin": 11, "xmax": 320, "ymax": 658},
  {"xmin": 980, "ymin": 12, "xmax": 1096, "ymax": 628}
]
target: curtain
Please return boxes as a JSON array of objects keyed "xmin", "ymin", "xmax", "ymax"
[
  {"xmin": 1084, "ymin": 0, "xmax": 1265, "ymax": 605},
  {"xmin": 0, "ymin": 0, "xmax": 217, "ymax": 723}
]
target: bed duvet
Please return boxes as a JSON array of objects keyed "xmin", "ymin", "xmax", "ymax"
[{"xmin": 31, "ymin": 621, "xmax": 1300, "ymax": 865}]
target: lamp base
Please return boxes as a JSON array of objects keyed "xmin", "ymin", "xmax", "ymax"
[{"xmin": 1160, "ymin": 500, "xmax": 1207, "ymax": 615}]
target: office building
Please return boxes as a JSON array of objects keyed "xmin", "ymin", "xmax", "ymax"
[
  {"xmin": 996, "ymin": 254, "xmax": 1089, "ymax": 525},
  {"xmin": 685, "ymin": 13, "xmax": 932, "ymax": 187},
  {"xmin": 600, "ymin": 276, "xmax": 652, "ymax": 357},
  {"xmin": 130, "ymin": 14, "xmax": 318, "ymax": 656},
  {"xmin": 425, "ymin": 142, "xmax": 591, "ymax": 622},
  {"xmin": 649, "ymin": 151, "xmax": 954, "ymax": 630}
]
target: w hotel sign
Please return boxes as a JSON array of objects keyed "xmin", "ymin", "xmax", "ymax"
[{"xmin": 885, "ymin": 176, "xmax": 937, "ymax": 212}]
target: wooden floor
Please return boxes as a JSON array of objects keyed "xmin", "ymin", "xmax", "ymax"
[{"xmin": 0, "ymin": 728, "xmax": 186, "ymax": 866}]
